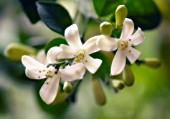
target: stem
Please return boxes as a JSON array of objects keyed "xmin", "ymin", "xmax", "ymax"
[
  {"xmin": 81, "ymin": 17, "xmax": 90, "ymax": 42},
  {"xmin": 66, "ymin": 80, "xmax": 82, "ymax": 103},
  {"xmin": 73, "ymin": 8, "xmax": 79, "ymax": 23}
]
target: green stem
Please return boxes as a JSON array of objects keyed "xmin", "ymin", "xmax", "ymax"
[
  {"xmin": 81, "ymin": 17, "xmax": 90, "ymax": 42},
  {"xmin": 73, "ymin": 8, "xmax": 79, "ymax": 23}
]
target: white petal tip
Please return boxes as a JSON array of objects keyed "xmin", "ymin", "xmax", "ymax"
[
  {"xmin": 65, "ymin": 24, "xmax": 78, "ymax": 36},
  {"xmin": 90, "ymin": 59, "xmax": 102, "ymax": 74},
  {"xmin": 110, "ymin": 71, "xmax": 121, "ymax": 76}
]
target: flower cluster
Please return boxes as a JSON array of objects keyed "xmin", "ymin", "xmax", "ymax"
[{"xmin": 21, "ymin": 18, "xmax": 144, "ymax": 104}]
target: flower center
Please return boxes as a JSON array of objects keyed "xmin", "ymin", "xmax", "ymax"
[
  {"xmin": 45, "ymin": 65, "xmax": 57, "ymax": 78},
  {"xmin": 118, "ymin": 40, "xmax": 128, "ymax": 50},
  {"xmin": 74, "ymin": 49, "xmax": 85, "ymax": 63}
]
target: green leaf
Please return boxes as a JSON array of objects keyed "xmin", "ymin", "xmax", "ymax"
[
  {"xmin": 93, "ymin": 0, "xmax": 124, "ymax": 17},
  {"xmin": 45, "ymin": 37, "xmax": 67, "ymax": 53},
  {"xmin": 19, "ymin": 0, "xmax": 56, "ymax": 23},
  {"xmin": 36, "ymin": 1, "xmax": 72, "ymax": 35},
  {"xmin": 19, "ymin": 0, "xmax": 40, "ymax": 23},
  {"xmin": 126, "ymin": 0, "xmax": 161, "ymax": 30}
]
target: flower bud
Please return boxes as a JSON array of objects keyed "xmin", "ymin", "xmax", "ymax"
[
  {"xmin": 52, "ymin": 92, "xmax": 69, "ymax": 105},
  {"xmin": 112, "ymin": 80, "xmax": 124, "ymax": 90},
  {"xmin": 63, "ymin": 81, "xmax": 73, "ymax": 94},
  {"xmin": 100, "ymin": 21, "xmax": 113, "ymax": 36},
  {"xmin": 144, "ymin": 58, "xmax": 161, "ymax": 68},
  {"xmin": 92, "ymin": 78, "xmax": 106, "ymax": 106},
  {"xmin": 4, "ymin": 43, "xmax": 36, "ymax": 61},
  {"xmin": 115, "ymin": 5, "xmax": 128, "ymax": 28},
  {"xmin": 50, "ymin": 85, "xmax": 63, "ymax": 105},
  {"xmin": 122, "ymin": 65, "xmax": 135, "ymax": 87}
]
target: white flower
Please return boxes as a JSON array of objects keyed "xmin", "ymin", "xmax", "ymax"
[
  {"xmin": 57, "ymin": 24, "xmax": 102, "ymax": 74},
  {"xmin": 97, "ymin": 18, "xmax": 144, "ymax": 76},
  {"xmin": 36, "ymin": 49, "xmax": 47, "ymax": 64},
  {"xmin": 21, "ymin": 46, "xmax": 86, "ymax": 104}
]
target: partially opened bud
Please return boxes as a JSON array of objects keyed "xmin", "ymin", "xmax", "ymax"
[
  {"xmin": 112, "ymin": 80, "xmax": 124, "ymax": 90},
  {"xmin": 4, "ymin": 43, "xmax": 36, "ymax": 61},
  {"xmin": 92, "ymin": 78, "xmax": 106, "ymax": 106},
  {"xmin": 115, "ymin": 5, "xmax": 128, "ymax": 28},
  {"xmin": 100, "ymin": 21, "xmax": 113, "ymax": 36},
  {"xmin": 122, "ymin": 65, "xmax": 135, "ymax": 87},
  {"xmin": 63, "ymin": 81, "xmax": 73, "ymax": 94},
  {"xmin": 144, "ymin": 58, "xmax": 161, "ymax": 68}
]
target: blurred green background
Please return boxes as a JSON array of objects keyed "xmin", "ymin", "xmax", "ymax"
[{"xmin": 0, "ymin": 0, "xmax": 170, "ymax": 119}]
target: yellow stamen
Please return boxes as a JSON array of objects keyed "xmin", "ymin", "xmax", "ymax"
[
  {"xmin": 74, "ymin": 49, "xmax": 85, "ymax": 63},
  {"xmin": 118, "ymin": 40, "xmax": 128, "ymax": 50}
]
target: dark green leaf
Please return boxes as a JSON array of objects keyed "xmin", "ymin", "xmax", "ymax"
[
  {"xmin": 45, "ymin": 37, "xmax": 67, "ymax": 53},
  {"xmin": 36, "ymin": 1, "xmax": 72, "ymax": 35},
  {"xmin": 0, "ymin": 88, "xmax": 9, "ymax": 113},
  {"xmin": 93, "ymin": 0, "xmax": 124, "ymax": 17},
  {"xmin": 19, "ymin": 0, "xmax": 56, "ymax": 23},
  {"xmin": 126, "ymin": 0, "xmax": 161, "ymax": 30},
  {"xmin": 19, "ymin": 0, "xmax": 40, "ymax": 23}
]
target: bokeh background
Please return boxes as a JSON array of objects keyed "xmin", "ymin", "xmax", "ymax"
[{"xmin": 0, "ymin": 0, "xmax": 170, "ymax": 119}]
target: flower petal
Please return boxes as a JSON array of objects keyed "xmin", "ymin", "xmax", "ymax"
[
  {"xmin": 64, "ymin": 24, "xmax": 82, "ymax": 49},
  {"xmin": 21, "ymin": 55, "xmax": 46, "ymax": 69},
  {"xmin": 58, "ymin": 44, "xmax": 76, "ymax": 59},
  {"xmin": 97, "ymin": 35, "xmax": 117, "ymax": 51},
  {"xmin": 26, "ymin": 68, "xmax": 46, "ymax": 79},
  {"xmin": 36, "ymin": 50, "xmax": 47, "ymax": 64},
  {"xmin": 60, "ymin": 63, "xmax": 86, "ymax": 81},
  {"xmin": 126, "ymin": 47, "xmax": 141, "ymax": 63},
  {"xmin": 84, "ymin": 55, "xmax": 102, "ymax": 74},
  {"xmin": 39, "ymin": 75, "xmax": 60, "ymax": 104},
  {"xmin": 111, "ymin": 49, "xmax": 126, "ymax": 76},
  {"xmin": 129, "ymin": 28, "xmax": 144, "ymax": 46},
  {"xmin": 120, "ymin": 18, "xmax": 134, "ymax": 40},
  {"xmin": 47, "ymin": 46, "xmax": 63, "ymax": 63},
  {"xmin": 82, "ymin": 36, "xmax": 100, "ymax": 54}
]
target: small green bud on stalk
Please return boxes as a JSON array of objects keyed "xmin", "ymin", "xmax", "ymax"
[
  {"xmin": 122, "ymin": 65, "xmax": 135, "ymax": 87},
  {"xmin": 144, "ymin": 58, "xmax": 161, "ymax": 68},
  {"xmin": 115, "ymin": 5, "xmax": 128, "ymax": 28},
  {"xmin": 100, "ymin": 21, "xmax": 113, "ymax": 36},
  {"xmin": 92, "ymin": 78, "xmax": 106, "ymax": 106},
  {"xmin": 63, "ymin": 81, "xmax": 73, "ymax": 94},
  {"xmin": 112, "ymin": 80, "xmax": 125, "ymax": 90},
  {"xmin": 52, "ymin": 85, "xmax": 69, "ymax": 105},
  {"xmin": 52, "ymin": 92, "xmax": 69, "ymax": 105},
  {"xmin": 4, "ymin": 43, "xmax": 36, "ymax": 61}
]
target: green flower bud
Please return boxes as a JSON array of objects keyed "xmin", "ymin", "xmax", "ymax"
[
  {"xmin": 100, "ymin": 21, "xmax": 113, "ymax": 36},
  {"xmin": 122, "ymin": 65, "xmax": 135, "ymax": 87},
  {"xmin": 4, "ymin": 43, "xmax": 36, "ymax": 61},
  {"xmin": 63, "ymin": 81, "xmax": 73, "ymax": 94},
  {"xmin": 115, "ymin": 5, "xmax": 128, "ymax": 28},
  {"xmin": 112, "ymin": 80, "xmax": 124, "ymax": 90},
  {"xmin": 144, "ymin": 58, "xmax": 161, "ymax": 68},
  {"xmin": 92, "ymin": 78, "xmax": 106, "ymax": 106},
  {"xmin": 52, "ymin": 85, "xmax": 69, "ymax": 105}
]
